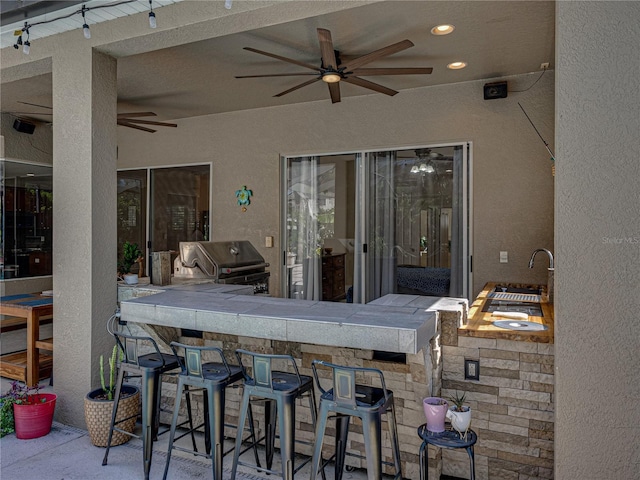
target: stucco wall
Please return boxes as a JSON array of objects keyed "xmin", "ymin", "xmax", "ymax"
[
  {"xmin": 555, "ymin": 2, "xmax": 640, "ymax": 479},
  {"xmin": 118, "ymin": 71, "xmax": 555, "ymax": 298}
]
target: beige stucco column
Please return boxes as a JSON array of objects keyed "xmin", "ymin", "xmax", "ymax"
[{"xmin": 51, "ymin": 46, "xmax": 117, "ymax": 426}]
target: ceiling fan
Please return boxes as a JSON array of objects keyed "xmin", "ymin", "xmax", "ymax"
[
  {"xmin": 236, "ymin": 28, "xmax": 432, "ymax": 104},
  {"xmin": 12, "ymin": 101, "xmax": 177, "ymax": 133}
]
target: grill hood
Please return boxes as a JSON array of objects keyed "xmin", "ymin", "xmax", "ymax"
[{"xmin": 175, "ymin": 240, "xmax": 269, "ymax": 280}]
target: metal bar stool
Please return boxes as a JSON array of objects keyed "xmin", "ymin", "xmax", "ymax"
[
  {"xmin": 162, "ymin": 342, "xmax": 260, "ymax": 480},
  {"xmin": 230, "ymin": 349, "xmax": 323, "ymax": 480},
  {"xmin": 102, "ymin": 314, "xmax": 195, "ymax": 480},
  {"xmin": 310, "ymin": 360, "xmax": 402, "ymax": 480}
]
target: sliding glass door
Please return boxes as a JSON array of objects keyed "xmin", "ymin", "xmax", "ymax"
[
  {"xmin": 117, "ymin": 164, "xmax": 211, "ymax": 276},
  {"xmin": 282, "ymin": 143, "xmax": 471, "ymax": 303}
]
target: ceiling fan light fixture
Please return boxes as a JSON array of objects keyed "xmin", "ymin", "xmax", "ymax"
[
  {"xmin": 322, "ymin": 72, "xmax": 341, "ymax": 84},
  {"xmin": 410, "ymin": 165, "xmax": 420, "ymax": 174},
  {"xmin": 447, "ymin": 61, "xmax": 467, "ymax": 70},
  {"xmin": 431, "ymin": 24, "xmax": 455, "ymax": 35}
]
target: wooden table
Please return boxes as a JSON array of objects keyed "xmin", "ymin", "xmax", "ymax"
[{"xmin": 0, "ymin": 293, "xmax": 53, "ymax": 386}]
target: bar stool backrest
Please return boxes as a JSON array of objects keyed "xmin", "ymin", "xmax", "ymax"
[
  {"xmin": 311, "ymin": 360, "xmax": 391, "ymax": 408},
  {"xmin": 235, "ymin": 349, "xmax": 303, "ymax": 391},
  {"xmin": 106, "ymin": 313, "xmax": 166, "ymax": 368},
  {"xmin": 169, "ymin": 342, "xmax": 233, "ymax": 378}
]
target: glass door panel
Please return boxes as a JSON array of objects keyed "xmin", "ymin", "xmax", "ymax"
[
  {"xmin": 117, "ymin": 169, "xmax": 147, "ymax": 272},
  {"xmin": 283, "ymin": 143, "xmax": 470, "ymax": 303},
  {"xmin": 149, "ymin": 165, "xmax": 210, "ymax": 268}
]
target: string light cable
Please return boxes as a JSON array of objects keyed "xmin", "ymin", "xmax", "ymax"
[{"xmin": 12, "ymin": 0, "xmax": 156, "ymax": 53}]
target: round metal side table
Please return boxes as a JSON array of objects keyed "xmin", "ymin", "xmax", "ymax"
[{"xmin": 417, "ymin": 424, "xmax": 477, "ymax": 480}]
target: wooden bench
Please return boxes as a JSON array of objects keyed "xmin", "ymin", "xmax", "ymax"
[
  {"xmin": 35, "ymin": 337, "xmax": 54, "ymax": 352},
  {"xmin": 1, "ymin": 315, "xmax": 53, "ymax": 333}
]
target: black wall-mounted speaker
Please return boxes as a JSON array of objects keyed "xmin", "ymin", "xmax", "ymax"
[
  {"xmin": 13, "ymin": 119, "xmax": 36, "ymax": 134},
  {"xmin": 484, "ymin": 81, "xmax": 508, "ymax": 100}
]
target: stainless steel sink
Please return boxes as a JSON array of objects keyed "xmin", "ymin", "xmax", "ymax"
[
  {"xmin": 494, "ymin": 285, "xmax": 542, "ymax": 295},
  {"xmin": 482, "ymin": 299, "xmax": 543, "ymax": 317}
]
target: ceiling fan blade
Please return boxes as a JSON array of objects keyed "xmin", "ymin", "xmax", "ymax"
[
  {"xmin": 350, "ymin": 67, "xmax": 433, "ymax": 76},
  {"xmin": 342, "ymin": 76, "xmax": 398, "ymax": 96},
  {"xmin": 117, "ymin": 112, "xmax": 157, "ymax": 118},
  {"xmin": 5, "ymin": 111, "xmax": 53, "ymax": 116},
  {"xmin": 328, "ymin": 82, "xmax": 341, "ymax": 104},
  {"xmin": 243, "ymin": 47, "xmax": 321, "ymax": 72},
  {"xmin": 235, "ymin": 72, "xmax": 318, "ymax": 79},
  {"xmin": 317, "ymin": 28, "xmax": 337, "ymax": 69},
  {"xmin": 273, "ymin": 78, "xmax": 320, "ymax": 97},
  {"xmin": 118, "ymin": 118, "xmax": 177, "ymax": 127},
  {"xmin": 117, "ymin": 121, "xmax": 157, "ymax": 133},
  {"xmin": 18, "ymin": 101, "xmax": 52, "ymax": 110},
  {"xmin": 343, "ymin": 39, "xmax": 414, "ymax": 70}
]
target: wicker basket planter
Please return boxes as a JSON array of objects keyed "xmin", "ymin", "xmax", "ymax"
[{"xmin": 84, "ymin": 385, "xmax": 140, "ymax": 447}]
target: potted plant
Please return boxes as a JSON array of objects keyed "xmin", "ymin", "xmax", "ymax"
[
  {"xmin": 1, "ymin": 381, "xmax": 57, "ymax": 439},
  {"xmin": 84, "ymin": 344, "xmax": 140, "ymax": 447},
  {"xmin": 118, "ymin": 241, "xmax": 142, "ymax": 285},
  {"xmin": 422, "ymin": 396, "xmax": 448, "ymax": 433},
  {"xmin": 446, "ymin": 390, "xmax": 472, "ymax": 439}
]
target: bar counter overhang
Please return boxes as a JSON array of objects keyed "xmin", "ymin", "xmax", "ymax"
[{"xmin": 119, "ymin": 284, "xmax": 450, "ymax": 355}]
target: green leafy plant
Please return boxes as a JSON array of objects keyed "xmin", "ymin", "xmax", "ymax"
[
  {"xmin": 99, "ymin": 345, "xmax": 121, "ymax": 401},
  {"xmin": 448, "ymin": 390, "xmax": 468, "ymax": 412},
  {"xmin": 0, "ymin": 381, "xmax": 46, "ymax": 437},
  {"xmin": 118, "ymin": 241, "xmax": 142, "ymax": 275}
]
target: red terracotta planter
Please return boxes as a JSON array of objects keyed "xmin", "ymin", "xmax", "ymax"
[{"xmin": 13, "ymin": 393, "xmax": 57, "ymax": 439}]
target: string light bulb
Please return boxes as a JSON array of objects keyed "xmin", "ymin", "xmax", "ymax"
[
  {"xmin": 82, "ymin": 6, "xmax": 91, "ymax": 39},
  {"xmin": 23, "ymin": 26, "xmax": 30, "ymax": 54},
  {"xmin": 148, "ymin": 0, "xmax": 156, "ymax": 28}
]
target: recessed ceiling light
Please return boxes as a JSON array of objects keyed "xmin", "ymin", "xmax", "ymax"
[
  {"xmin": 431, "ymin": 24, "xmax": 455, "ymax": 35},
  {"xmin": 447, "ymin": 61, "xmax": 467, "ymax": 70}
]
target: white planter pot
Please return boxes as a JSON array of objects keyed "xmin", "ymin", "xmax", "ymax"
[
  {"xmin": 446, "ymin": 406, "xmax": 471, "ymax": 438},
  {"xmin": 123, "ymin": 273, "xmax": 139, "ymax": 285}
]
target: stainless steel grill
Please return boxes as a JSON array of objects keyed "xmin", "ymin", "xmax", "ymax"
[{"xmin": 173, "ymin": 240, "xmax": 269, "ymax": 294}]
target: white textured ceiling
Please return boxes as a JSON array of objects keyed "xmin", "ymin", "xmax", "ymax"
[{"xmin": 0, "ymin": 1, "xmax": 555, "ymax": 125}]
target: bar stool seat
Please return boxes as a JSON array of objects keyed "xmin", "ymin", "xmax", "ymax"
[
  {"xmin": 102, "ymin": 314, "xmax": 194, "ymax": 480},
  {"xmin": 231, "ymin": 349, "xmax": 322, "ymax": 480},
  {"xmin": 310, "ymin": 360, "xmax": 402, "ymax": 480},
  {"xmin": 163, "ymin": 342, "xmax": 260, "ymax": 480}
]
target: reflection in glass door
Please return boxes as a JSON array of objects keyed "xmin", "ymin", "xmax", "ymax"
[{"xmin": 283, "ymin": 144, "xmax": 470, "ymax": 303}]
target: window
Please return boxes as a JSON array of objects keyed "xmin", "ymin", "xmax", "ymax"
[{"xmin": 1, "ymin": 160, "xmax": 53, "ymax": 279}]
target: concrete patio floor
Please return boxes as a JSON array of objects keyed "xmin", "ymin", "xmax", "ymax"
[{"xmin": 0, "ymin": 377, "xmax": 387, "ymax": 480}]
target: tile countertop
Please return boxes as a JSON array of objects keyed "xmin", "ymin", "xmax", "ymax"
[
  {"xmin": 460, "ymin": 282, "xmax": 554, "ymax": 343},
  {"xmin": 120, "ymin": 285, "xmax": 441, "ymax": 354}
]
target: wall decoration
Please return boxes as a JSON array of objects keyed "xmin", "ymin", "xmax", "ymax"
[{"xmin": 235, "ymin": 185, "xmax": 253, "ymax": 212}]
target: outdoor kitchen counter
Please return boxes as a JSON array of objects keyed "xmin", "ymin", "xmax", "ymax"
[{"xmin": 119, "ymin": 284, "xmax": 441, "ymax": 354}]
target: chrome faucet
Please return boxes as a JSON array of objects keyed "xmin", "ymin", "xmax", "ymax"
[
  {"xmin": 528, "ymin": 248, "xmax": 554, "ymax": 269},
  {"xmin": 528, "ymin": 248, "xmax": 554, "ymax": 303}
]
